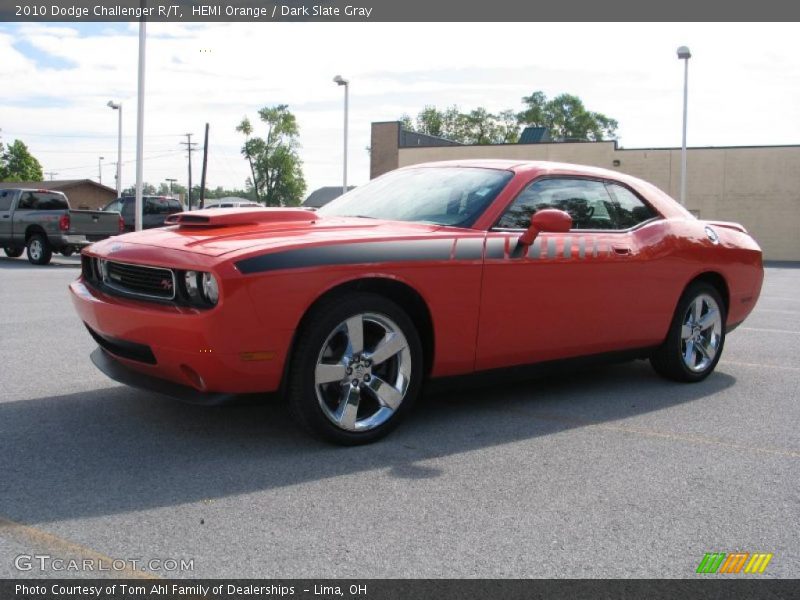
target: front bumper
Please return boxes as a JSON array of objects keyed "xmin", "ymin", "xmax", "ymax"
[
  {"xmin": 70, "ymin": 278, "xmax": 291, "ymax": 395},
  {"xmin": 91, "ymin": 347, "xmax": 236, "ymax": 405}
]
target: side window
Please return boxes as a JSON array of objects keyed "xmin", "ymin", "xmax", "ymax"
[
  {"xmin": 17, "ymin": 192, "xmax": 36, "ymax": 210},
  {"xmin": 167, "ymin": 199, "xmax": 182, "ymax": 212},
  {"xmin": 105, "ymin": 199, "xmax": 122, "ymax": 212},
  {"xmin": 606, "ymin": 183, "xmax": 657, "ymax": 229},
  {"xmin": 0, "ymin": 191, "xmax": 12, "ymax": 212},
  {"xmin": 496, "ymin": 178, "xmax": 615, "ymax": 230},
  {"xmin": 121, "ymin": 200, "xmax": 134, "ymax": 219}
]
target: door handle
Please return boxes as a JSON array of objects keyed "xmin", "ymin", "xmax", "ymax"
[{"xmin": 612, "ymin": 245, "xmax": 632, "ymax": 256}]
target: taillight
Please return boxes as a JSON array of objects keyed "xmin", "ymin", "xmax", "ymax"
[
  {"xmin": 118, "ymin": 215, "xmax": 125, "ymax": 233},
  {"xmin": 59, "ymin": 214, "xmax": 70, "ymax": 231}
]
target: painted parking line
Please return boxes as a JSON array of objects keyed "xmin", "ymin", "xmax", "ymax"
[
  {"xmin": 739, "ymin": 327, "xmax": 800, "ymax": 334},
  {"xmin": 0, "ymin": 516, "xmax": 159, "ymax": 580},
  {"xmin": 720, "ymin": 360, "xmax": 800, "ymax": 372},
  {"xmin": 524, "ymin": 413, "xmax": 800, "ymax": 460}
]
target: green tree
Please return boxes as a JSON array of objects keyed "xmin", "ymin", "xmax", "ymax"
[
  {"xmin": 517, "ymin": 92, "xmax": 618, "ymax": 141},
  {"xmin": 0, "ymin": 139, "xmax": 43, "ymax": 181},
  {"xmin": 236, "ymin": 104, "xmax": 306, "ymax": 207},
  {"xmin": 401, "ymin": 105, "xmax": 517, "ymax": 145}
]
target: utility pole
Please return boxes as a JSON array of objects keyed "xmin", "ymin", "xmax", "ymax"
[
  {"xmin": 165, "ymin": 178, "xmax": 177, "ymax": 196},
  {"xmin": 45, "ymin": 171, "xmax": 58, "ymax": 180},
  {"xmin": 200, "ymin": 123, "xmax": 209, "ymax": 209},
  {"xmin": 180, "ymin": 133, "xmax": 198, "ymax": 210}
]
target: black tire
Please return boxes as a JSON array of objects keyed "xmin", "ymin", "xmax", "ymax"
[
  {"xmin": 286, "ymin": 292, "xmax": 423, "ymax": 445},
  {"xmin": 26, "ymin": 234, "xmax": 52, "ymax": 266},
  {"xmin": 3, "ymin": 246, "xmax": 23, "ymax": 258},
  {"xmin": 61, "ymin": 247, "xmax": 75, "ymax": 257},
  {"xmin": 650, "ymin": 281, "xmax": 726, "ymax": 382}
]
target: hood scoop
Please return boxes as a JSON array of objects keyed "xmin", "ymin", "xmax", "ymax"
[{"xmin": 165, "ymin": 207, "xmax": 317, "ymax": 228}]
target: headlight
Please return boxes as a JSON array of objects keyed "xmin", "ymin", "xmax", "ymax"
[
  {"xmin": 201, "ymin": 272, "xmax": 219, "ymax": 305},
  {"xmin": 97, "ymin": 258, "xmax": 108, "ymax": 280},
  {"xmin": 184, "ymin": 270, "xmax": 200, "ymax": 300}
]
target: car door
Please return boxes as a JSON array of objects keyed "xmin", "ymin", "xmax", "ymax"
[
  {"xmin": 0, "ymin": 191, "xmax": 15, "ymax": 244},
  {"xmin": 120, "ymin": 198, "xmax": 134, "ymax": 232},
  {"xmin": 475, "ymin": 176, "xmax": 663, "ymax": 371}
]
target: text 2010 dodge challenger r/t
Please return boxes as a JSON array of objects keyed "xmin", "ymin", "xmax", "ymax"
[{"xmin": 70, "ymin": 160, "xmax": 763, "ymax": 444}]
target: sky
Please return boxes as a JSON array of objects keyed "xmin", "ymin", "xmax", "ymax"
[{"xmin": 1, "ymin": 22, "xmax": 799, "ymax": 197}]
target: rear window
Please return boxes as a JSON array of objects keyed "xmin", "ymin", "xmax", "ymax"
[
  {"xmin": 17, "ymin": 192, "xmax": 68, "ymax": 210},
  {"xmin": 146, "ymin": 198, "xmax": 183, "ymax": 214}
]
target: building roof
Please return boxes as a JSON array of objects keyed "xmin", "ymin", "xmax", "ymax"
[
  {"xmin": 519, "ymin": 126, "xmax": 551, "ymax": 144},
  {"xmin": 0, "ymin": 179, "xmax": 117, "ymax": 194},
  {"xmin": 303, "ymin": 186, "xmax": 355, "ymax": 208}
]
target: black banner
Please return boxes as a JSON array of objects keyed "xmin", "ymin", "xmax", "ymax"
[
  {"xmin": 4, "ymin": 580, "xmax": 800, "ymax": 600},
  {"xmin": 1, "ymin": 0, "xmax": 799, "ymax": 22}
]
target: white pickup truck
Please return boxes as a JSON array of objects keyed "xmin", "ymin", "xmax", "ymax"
[{"xmin": 0, "ymin": 188, "xmax": 122, "ymax": 265}]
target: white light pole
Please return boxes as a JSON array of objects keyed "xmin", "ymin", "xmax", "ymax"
[
  {"xmin": 677, "ymin": 45, "xmax": 691, "ymax": 205},
  {"xmin": 333, "ymin": 75, "xmax": 349, "ymax": 195},
  {"xmin": 135, "ymin": 14, "xmax": 146, "ymax": 231},
  {"xmin": 98, "ymin": 156, "xmax": 104, "ymax": 184},
  {"xmin": 107, "ymin": 101, "xmax": 122, "ymax": 197}
]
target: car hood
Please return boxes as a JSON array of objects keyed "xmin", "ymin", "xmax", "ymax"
[{"xmin": 88, "ymin": 209, "xmax": 448, "ymax": 259}]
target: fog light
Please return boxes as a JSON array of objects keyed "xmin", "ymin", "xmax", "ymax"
[{"xmin": 201, "ymin": 272, "xmax": 219, "ymax": 305}]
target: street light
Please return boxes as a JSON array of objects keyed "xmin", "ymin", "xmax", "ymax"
[
  {"xmin": 98, "ymin": 156, "xmax": 104, "ymax": 184},
  {"xmin": 165, "ymin": 178, "xmax": 177, "ymax": 197},
  {"xmin": 107, "ymin": 100, "xmax": 122, "ymax": 197},
  {"xmin": 333, "ymin": 74, "xmax": 349, "ymax": 195},
  {"xmin": 677, "ymin": 45, "xmax": 691, "ymax": 205}
]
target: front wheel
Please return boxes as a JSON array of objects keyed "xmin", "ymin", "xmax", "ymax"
[
  {"xmin": 3, "ymin": 246, "xmax": 23, "ymax": 258},
  {"xmin": 650, "ymin": 282, "xmax": 726, "ymax": 382},
  {"xmin": 26, "ymin": 234, "xmax": 52, "ymax": 265},
  {"xmin": 287, "ymin": 292, "xmax": 423, "ymax": 445}
]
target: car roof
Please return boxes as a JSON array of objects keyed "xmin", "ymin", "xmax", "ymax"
[{"xmin": 406, "ymin": 159, "xmax": 627, "ymax": 179}]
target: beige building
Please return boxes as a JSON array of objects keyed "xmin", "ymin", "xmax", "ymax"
[{"xmin": 371, "ymin": 122, "xmax": 800, "ymax": 261}]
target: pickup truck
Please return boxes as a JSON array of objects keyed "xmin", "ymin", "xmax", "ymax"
[{"xmin": 0, "ymin": 188, "xmax": 122, "ymax": 265}]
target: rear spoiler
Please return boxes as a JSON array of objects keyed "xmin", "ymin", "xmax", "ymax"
[
  {"xmin": 704, "ymin": 220, "xmax": 748, "ymax": 234},
  {"xmin": 165, "ymin": 208, "xmax": 316, "ymax": 228}
]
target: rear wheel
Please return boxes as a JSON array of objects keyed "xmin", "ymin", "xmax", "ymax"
[
  {"xmin": 26, "ymin": 234, "xmax": 52, "ymax": 266},
  {"xmin": 3, "ymin": 246, "xmax": 23, "ymax": 258},
  {"xmin": 287, "ymin": 292, "xmax": 423, "ymax": 445},
  {"xmin": 650, "ymin": 282, "xmax": 726, "ymax": 382}
]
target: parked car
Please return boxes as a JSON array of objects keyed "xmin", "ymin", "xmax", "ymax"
[
  {"xmin": 202, "ymin": 200, "xmax": 263, "ymax": 209},
  {"xmin": 0, "ymin": 188, "xmax": 122, "ymax": 265},
  {"xmin": 103, "ymin": 196, "xmax": 183, "ymax": 232},
  {"xmin": 70, "ymin": 160, "xmax": 763, "ymax": 444}
]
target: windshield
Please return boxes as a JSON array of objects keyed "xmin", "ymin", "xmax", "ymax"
[{"xmin": 318, "ymin": 167, "xmax": 513, "ymax": 227}]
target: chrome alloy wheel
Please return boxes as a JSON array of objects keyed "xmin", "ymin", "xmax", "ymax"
[
  {"xmin": 680, "ymin": 293, "xmax": 723, "ymax": 372},
  {"xmin": 314, "ymin": 312, "xmax": 412, "ymax": 432},
  {"xmin": 28, "ymin": 239, "xmax": 43, "ymax": 261}
]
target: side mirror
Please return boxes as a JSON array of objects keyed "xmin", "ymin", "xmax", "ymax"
[{"xmin": 518, "ymin": 208, "xmax": 572, "ymax": 247}]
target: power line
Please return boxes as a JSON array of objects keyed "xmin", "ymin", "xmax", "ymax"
[{"xmin": 48, "ymin": 150, "xmax": 185, "ymax": 173}]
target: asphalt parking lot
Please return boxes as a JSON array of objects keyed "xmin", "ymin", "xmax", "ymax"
[{"xmin": 0, "ymin": 256, "xmax": 797, "ymax": 579}]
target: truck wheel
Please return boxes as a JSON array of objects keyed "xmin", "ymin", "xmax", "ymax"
[
  {"xmin": 287, "ymin": 292, "xmax": 423, "ymax": 445},
  {"xmin": 3, "ymin": 246, "xmax": 23, "ymax": 258},
  {"xmin": 61, "ymin": 247, "xmax": 75, "ymax": 257},
  {"xmin": 26, "ymin": 234, "xmax": 52, "ymax": 265}
]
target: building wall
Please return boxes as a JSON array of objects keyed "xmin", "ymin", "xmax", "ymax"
[
  {"xmin": 61, "ymin": 183, "xmax": 116, "ymax": 210},
  {"xmin": 370, "ymin": 125, "xmax": 800, "ymax": 260}
]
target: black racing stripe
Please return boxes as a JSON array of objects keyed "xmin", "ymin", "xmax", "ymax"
[
  {"xmin": 236, "ymin": 239, "xmax": 454, "ymax": 274},
  {"xmin": 454, "ymin": 238, "xmax": 484, "ymax": 260},
  {"xmin": 485, "ymin": 237, "xmax": 505, "ymax": 260}
]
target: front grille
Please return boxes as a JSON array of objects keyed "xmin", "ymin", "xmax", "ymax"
[{"xmin": 103, "ymin": 260, "xmax": 176, "ymax": 300}]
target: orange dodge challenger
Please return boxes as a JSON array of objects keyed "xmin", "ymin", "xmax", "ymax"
[{"xmin": 70, "ymin": 160, "xmax": 763, "ymax": 444}]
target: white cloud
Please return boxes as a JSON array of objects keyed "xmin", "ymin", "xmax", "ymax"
[{"xmin": 1, "ymin": 22, "xmax": 798, "ymax": 195}]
